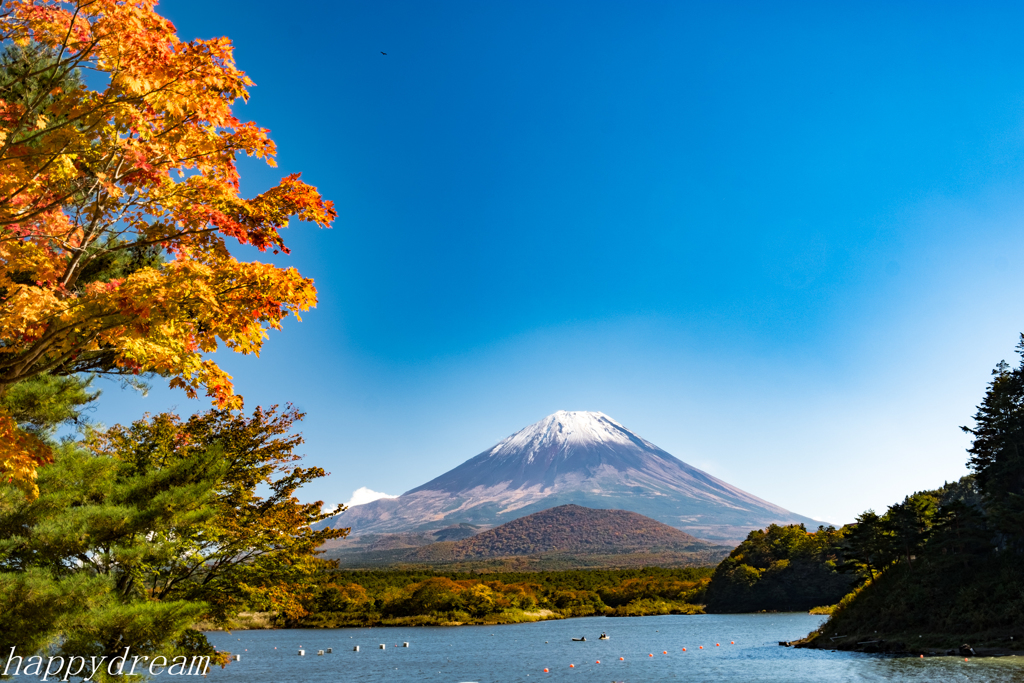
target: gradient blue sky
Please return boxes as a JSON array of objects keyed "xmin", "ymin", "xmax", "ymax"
[{"xmin": 94, "ymin": 0, "xmax": 1024, "ymax": 524}]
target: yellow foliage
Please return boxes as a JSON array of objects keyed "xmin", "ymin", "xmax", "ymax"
[{"xmin": 0, "ymin": 1, "xmax": 335, "ymax": 494}]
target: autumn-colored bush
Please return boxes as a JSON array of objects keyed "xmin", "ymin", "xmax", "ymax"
[{"xmin": 291, "ymin": 567, "xmax": 716, "ymax": 627}]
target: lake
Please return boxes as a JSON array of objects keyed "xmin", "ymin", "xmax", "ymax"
[{"xmin": 205, "ymin": 614, "xmax": 1024, "ymax": 682}]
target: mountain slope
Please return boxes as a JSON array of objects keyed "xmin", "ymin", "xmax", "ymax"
[{"xmin": 326, "ymin": 411, "xmax": 819, "ymax": 542}]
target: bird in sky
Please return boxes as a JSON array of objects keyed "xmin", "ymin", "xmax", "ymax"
[{"xmin": 381, "ymin": 51, "xmax": 387, "ymax": 55}]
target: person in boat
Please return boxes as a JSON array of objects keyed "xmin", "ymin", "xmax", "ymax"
[{"xmin": 600, "ymin": 632, "xmax": 608, "ymax": 639}]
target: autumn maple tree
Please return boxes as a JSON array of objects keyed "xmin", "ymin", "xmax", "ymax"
[{"xmin": 0, "ymin": 0, "xmax": 335, "ymax": 495}]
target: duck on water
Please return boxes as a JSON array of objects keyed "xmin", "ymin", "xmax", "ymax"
[{"xmin": 572, "ymin": 633, "xmax": 610, "ymax": 642}]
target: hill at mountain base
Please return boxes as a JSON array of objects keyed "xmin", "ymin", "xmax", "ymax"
[
  {"xmin": 322, "ymin": 505, "xmax": 732, "ymax": 570},
  {"xmin": 409, "ymin": 505, "xmax": 710, "ymax": 561}
]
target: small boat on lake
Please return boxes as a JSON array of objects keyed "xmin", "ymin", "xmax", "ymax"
[
  {"xmin": 599, "ymin": 632, "xmax": 609, "ymax": 640},
  {"xmin": 571, "ymin": 637, "xmax": 586, "ymax": 642}
]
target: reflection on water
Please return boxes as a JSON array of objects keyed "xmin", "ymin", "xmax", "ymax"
[{"xmin": 205, "ymin": 613, "xmax": 1024, "ymax": 682}]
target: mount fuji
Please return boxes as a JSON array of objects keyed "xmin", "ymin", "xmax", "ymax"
[{"xmin": 325, "ymin": 410, "xmax": 819, "ymax": 543}]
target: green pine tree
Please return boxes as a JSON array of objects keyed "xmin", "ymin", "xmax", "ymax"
[{"xmin": 963, "ymin": 336, "xmax": 1024, "ymax": 544}]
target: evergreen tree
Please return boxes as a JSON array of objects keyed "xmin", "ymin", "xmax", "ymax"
[
  {"xmin": 963, "ymin": 335, "xmax": 1024, "ymax": 544},
  {"xmin": 0, "ymin": 373, "xmax": 99, "ymax": 442},
  {"xmin": 927, "ymin": 500, "xmax": 991, "ymax": 566},
  {"xmin": 0, "ymin": 441, "xmax": 225, "ymax": 674},
  {"xmin": 845, "ymin": 510, "xmax": 889, "ymax": 580},
  {"xmin": 0, "ymin": 406, "xmax": 345, "ymax": 679},
  {"xmin": 882, "ymin": 493, "xmax": 936, "ymax": 571}
]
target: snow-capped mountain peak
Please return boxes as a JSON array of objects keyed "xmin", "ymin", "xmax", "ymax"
[
  {"xmin": 329, "ymin": 410, "xmax": 820, "ymax": 543},
  {"xmin": 488, "ymin": 410, "xmax": 656, "ymax": 462}
]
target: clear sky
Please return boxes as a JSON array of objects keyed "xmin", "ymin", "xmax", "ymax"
[{"xmin": 93, "ymin": 0, "xmax": 1024, "ymax": 525}]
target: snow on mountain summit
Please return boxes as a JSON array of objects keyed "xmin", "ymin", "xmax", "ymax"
[{"xmin": 488, "ymin": 410, "xmax": 658, "ymax": 463}]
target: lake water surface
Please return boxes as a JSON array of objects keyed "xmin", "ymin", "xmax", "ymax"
[{"xmin": 205, "ymin": 614, "xmax": 1024, "ymax": 682}]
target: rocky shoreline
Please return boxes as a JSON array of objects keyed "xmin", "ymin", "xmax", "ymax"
[{"xmin": 789, "ymin": 634, "xmax": 1022, "ymax": 657}]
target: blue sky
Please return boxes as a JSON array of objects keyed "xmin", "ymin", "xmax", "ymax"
[{"xmin": 94, "ymin": 0, "xmax": 1024, "ymax": 524}]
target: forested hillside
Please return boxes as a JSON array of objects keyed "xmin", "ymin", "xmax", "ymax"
[
  {"xmin": 798, "ymin": 339, "xmax": 1024, "ymax": 653},
  {"xmin": 703, "ymin": 524, "xmax": 855, "ymax": 613}
]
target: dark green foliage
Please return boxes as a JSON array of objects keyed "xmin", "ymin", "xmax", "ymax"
[
  {"xmin": 812, "ymin": 553, "xmax": 1024, "ymax": 650},
  {"xmin": 0, "ymin": 443, "xmax": 222, "ymax": 675},
  {"xmin": 0, "ymin": 568, "xmax": 111, "ymax": 659},
  {"xmin": 927, "ymin": 500, "xmax": 990, "ymax": 562},
  {"xmin": 96, "ymin": 407, "xmax": 346, "ymax": 625},
  {"xmin": 884, "ymin": 492, "xmax": 937, "ymax": 570},
  {"xmin": 796, "ymin": 334, "xmax": 1024, "ymax": 652},
  {"xmin": 72, "ymin": 239, "xmax": 166, "ymax": 288},
  {"xmin": 801, "ymin": 476, "xmax": 1006, "ymax": 650},
  {"xmin": 844, "ymin": 510, "xmax": 887, "ymax": 580},
  {"xmin": 963, "ymin": 337, "xmax": 1024, "ymax": 541},
  {"xmin": 0, "ymin": 373, "xmax": 99, "ymax": 441},
  {"xmin": 843, "ymin": 482, "xmax": 987, "ymax": 581},
  {"xmin": 0, "ymin": 42, "xmax": 83, "ymax": 129},
  {"xmin": 703, "ymin": 524, "xmax": 856, "ymax": 613},
  {"xmin": 0, "ymin": 407, "xmax": 339, "ymax": 678}
]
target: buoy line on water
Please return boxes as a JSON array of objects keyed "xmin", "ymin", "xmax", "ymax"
[{"xmin": 538, "ymin": 638, "xmax": 744, "ymax": 672}]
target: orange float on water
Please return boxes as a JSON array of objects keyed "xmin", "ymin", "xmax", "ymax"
[
  {"xmin": 965, "ymin": 658, "xmax": 969, "ymax": 662},
  {"xmin": 716, "ymin": 643, "xmax": 720, "ymax": 647},
  {"xmin": 730, "ymin": 641, "xmax": 735, "ymax": 645},
  {"xmin": 699, "ymin": 646, "xmax": 703, "ymax": 650},
  {"xmin": 649, "ymin": 653, "xmax": 653, "ymax": 657},
  {"xmin": 596, "ymin": 661, "xmax": 600, "ymax": 664},
  {"xmin": 920, "ymin": 655, "xmax": 924, "ymax": 658},
  {"xmin": 682, "ymin": 648, "xmax": 687, "ymax": 652},
  {"xmin": 663, "ymin": 651, "xmax": 668, "ymax": 654},
  {"xmin": 569, "ymin": 664, "xmax": 574, "ymax": 668},
  {"xmin": 619, "ymin": 657, "xmax": 624, "ymax": 661},
  {"xmin": 543, "ymin": 669, "xmax": 549, "ymax": 673}
]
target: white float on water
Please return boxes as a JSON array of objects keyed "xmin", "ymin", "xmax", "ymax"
[{"xmin": 297, "ymin": 650, "xmax": 305, "ymax": 656}]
